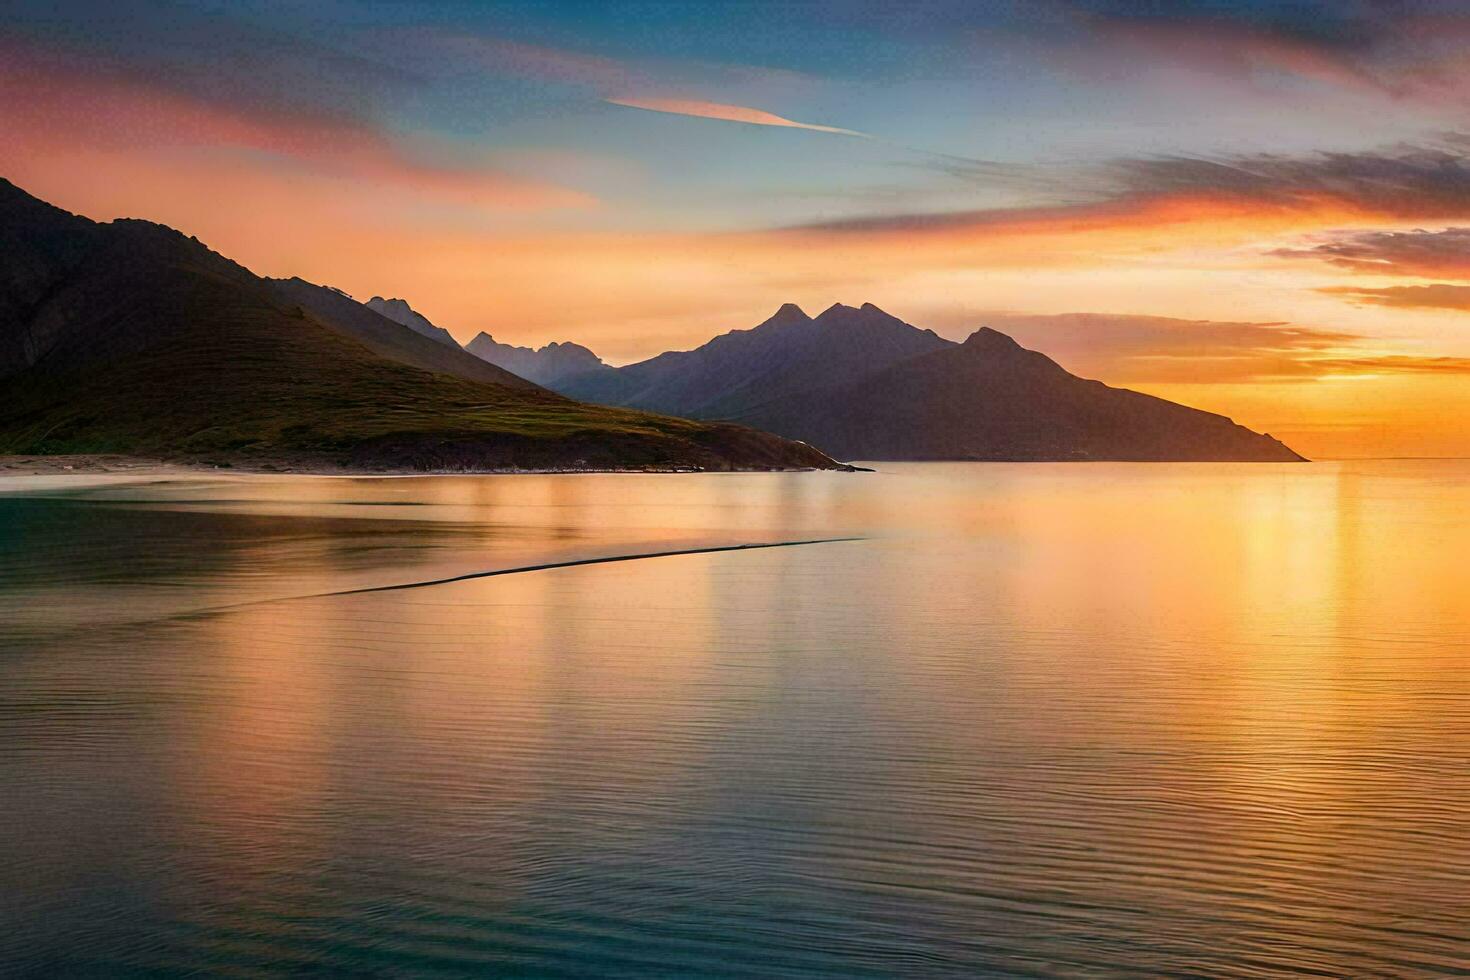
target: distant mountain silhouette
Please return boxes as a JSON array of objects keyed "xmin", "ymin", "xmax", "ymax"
[
  {"xmin": 555, "ymin": 303, "xmax": 1304, "ymax": 462},
  {"xmin": 559, "ymin": 302, "xmax": 952, "ymax": 417},
  {"xmin": 466, "ymin": 332, "xmax": 611, "ymax": 386},
  {"xmin": 0, "ymin": 179, "xmax": 844, "ymax": 472},
  {"xmin": 738, "ymin": 324, "xmax": 1304, "ymax": 461},
  {"xmin": 365, "ymin": 296, "xmax": 461, "ymax": 348},
  {"xmin": 269, "ymin": 278, "xmax": 539, "ymax": 388}
]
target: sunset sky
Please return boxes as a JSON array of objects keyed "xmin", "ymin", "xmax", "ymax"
[{"xmin": 5, "ymin": 0, "xmax": 1470, "ymax": 457}]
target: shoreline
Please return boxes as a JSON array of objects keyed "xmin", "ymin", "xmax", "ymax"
[{"xmin": 0, "ymin": 454, "xmax": 860, "ymax": 478}]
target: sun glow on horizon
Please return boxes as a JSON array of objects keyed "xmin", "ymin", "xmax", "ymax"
[{"xmin": 4, "ymin": 1, "xmax": 1468, "ymax": 457}]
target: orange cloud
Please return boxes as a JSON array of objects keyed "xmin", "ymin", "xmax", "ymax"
[
  {"xmin": 934, "ymin": 312, "xmax": 1359, "ymax": 384},
  {"xmin": 8, "ymin": 22, "xmax": 1465, "ymax": 461},
  {"xmin": 1305, "ymin": 355, "xmax": 1470, "ymax": 374},
  {"xmin": 605, "ymin": 97, "xmax": 867, "ymax": 137},
  {"xmin": 801, "ymin": 142, "xmax": 1470, "ymax": 251},
  {"xmin": 1318, "ymin": 284, "xmax": 1470, "ymax": 311}
]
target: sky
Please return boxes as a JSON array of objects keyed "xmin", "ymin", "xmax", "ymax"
[{"xmin": 4, "ymin": 0, "xmax": 1470, "ymax": 457}]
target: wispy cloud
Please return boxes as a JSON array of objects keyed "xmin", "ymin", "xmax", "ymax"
[
  {"xmin": 1079, "ymin": 9, "xmax": 1383, "ymax": 95},
  {"xmin": 1274, "ymin": 226, "xmax": 1470, "ymax": 279},
  {"xmin": 1302, "ymin": 355, "xmax": 1470, "ymax": 374},
  {"xmin": 1317, "ymin": 283, "xmax": 1470, "ymax": 311},
  {"xmin": 1070, "ymin": 4, "xmax": 1470, "ymax": 105},
  {"xmin": 409, "ymin": 30, "xmax": 861, "ymax": 140},
  {"xmin": 605, "ymin": 97, "xmax": 866, "ymax": 137},
  {"xmin": 790, "ymin": 139, "xmax": 1470, "ymax": 238}
]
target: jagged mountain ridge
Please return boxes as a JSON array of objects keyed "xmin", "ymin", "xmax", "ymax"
[
  {"xmin": 552, "ymin": 302, "xmax": 1304, "ymax": 462},
  {"xmin": 466, "ymin": 332, "xmax": 610, "ymax": 386},
  {"xmin": 557, "ymin": 302, "xmax": 954, "ymax": 417},
  {"xmin": 365, "ymin": 296, "xmax": 461, "ymax": 349}
]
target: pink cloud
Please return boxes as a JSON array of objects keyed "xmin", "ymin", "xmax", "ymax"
[
  {"xmin": 0, "ymin": 39, "xmax": 593, "ymax": 214},
  {"xmin": 605, "ymin": 96, "xmax": 866, "ymax": 136}
]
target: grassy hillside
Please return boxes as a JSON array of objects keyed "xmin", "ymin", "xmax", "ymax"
[
  {"xmin": 0, "ymin": 180, "xmax": 841, "ymax": 472},
  {"xmin": 0, "ymin": 305, "xmax": 835, "ymax": 469}
]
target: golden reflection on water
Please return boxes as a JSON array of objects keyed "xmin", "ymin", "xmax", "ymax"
[{"xmin": 1, "ymin": 460, "xmax": 1466, "ymax": 975}]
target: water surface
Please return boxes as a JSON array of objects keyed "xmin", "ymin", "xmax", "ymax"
[{"xmin": 2, "ymin": 461, "xmax": 1467, "ymax": 976}]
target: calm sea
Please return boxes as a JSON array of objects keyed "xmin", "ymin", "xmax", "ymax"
[{"xmin": 2, "ymin": 461, "xmax": 1466, "ymax": 977}]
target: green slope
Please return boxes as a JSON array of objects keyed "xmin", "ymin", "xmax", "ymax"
[{"xmin": 0, "ymin": 180, "xmax": 840, "ymax": 471}]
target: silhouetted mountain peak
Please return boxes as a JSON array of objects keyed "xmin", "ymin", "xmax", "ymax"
[
  {"xmin": 761, "ymin": 303, "xmax": 813, "ymax": 330},
  {"xmin": 963, "ymin": 326, "xmax": 1024, "ymax": 351},
  {"xmin": 367, "ymin": 296, "xmax": 413, "ymax": 319},
  {"xmin": 556, "ymin": 301, "xmax": 955, "ymax": 418},
  {"xmin": 813, "ymin": 302, "xmax": 912, "ymax": 329},
  {"xmin": 365, "ymin": 296, "xmax": 461, "ymax": 349},
  {"xmin": 544, "ymin": 341, "xmax": 597, "ymax": 355},
  {"xmin": 818, "ymin": 302, "xmax": 855, "ymax": 316}
]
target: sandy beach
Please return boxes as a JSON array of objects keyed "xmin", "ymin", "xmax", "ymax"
[{"xmin": 0, "ymin": 455, "xmax": 216, "ymax": 476}]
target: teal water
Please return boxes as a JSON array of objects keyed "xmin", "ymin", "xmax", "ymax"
[{"xmin": 2, "ymin": 462, "xmax": 1467, "ymax": 976}]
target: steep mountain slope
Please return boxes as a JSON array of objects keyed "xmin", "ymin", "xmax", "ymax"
[
  {"xmin": 365, "ymin": 296, "xmax": 461, "ymax": 348},
  {"xmin": 0, "ymin": 180, "xmax": 843, "ymax": 471},
  {"xmin": 268, "ymin": 278, "xmax": 537, "ymax": 388},
  {"xmin": 556, "ymin": 302, "xmax": 953, "ymax": 416},
  {"xmin": 466, "ymin": 332, "xmax": 611, "ymax": 386},
  {"xmin": 736, "ymin": 327, "xmax": 1305, "ymax": 461},
  {"xmin": 0, "ymin": 178, "xmax": 105, "ymax": 378}
]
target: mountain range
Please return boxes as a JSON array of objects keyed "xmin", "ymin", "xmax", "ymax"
[
  {"xmin": 266, "ymin": 278, "xmax": 536, "ymax": 388},
  {"xmin": 548, "ymin": 303, "xmax": 1304, "ymax": 462},
  {"xmin": 334, "ymin": 293, "xmax": 612, "ymax": 387},
  {"xmin": 466, "ymin": 332, "xmax": 609, "ymax": 387},
  {"xmin": 0, "ymin": 179, "xmax": 842, "ymax": 472},
  {"xmin": 0, "ymin": 177, "xmax": 1303, "ymax": 467}
]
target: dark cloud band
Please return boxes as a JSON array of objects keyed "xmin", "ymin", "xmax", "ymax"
[{"xmin": 1275, "ymin": 227, "xmax": 1470, "ymax": 280}]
